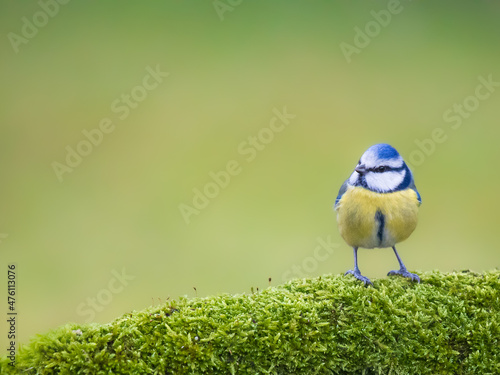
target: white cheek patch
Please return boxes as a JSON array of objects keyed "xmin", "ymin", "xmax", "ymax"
[
  {"xmin": 365, "ymin": 171, "xmax": 404, "ymax": 192},
  {"xmin": 348, "ymin": 172, "xmax": 358, "ymax": 185}
]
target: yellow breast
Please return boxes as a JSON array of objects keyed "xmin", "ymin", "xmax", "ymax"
[{"xmin": 336, "ymin": 186, "xmax": 420, "ymax": 249}]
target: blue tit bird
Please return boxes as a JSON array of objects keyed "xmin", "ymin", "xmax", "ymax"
[{"xmin": 334, "ymin": 143, "xmax": 421, "ymax": 285}]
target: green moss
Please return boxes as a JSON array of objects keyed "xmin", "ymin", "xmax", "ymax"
[{"xmin": 2, "ymin": 270, "xmax": 499, "ymax": 374}]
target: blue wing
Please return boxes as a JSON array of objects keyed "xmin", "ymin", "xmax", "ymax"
[
  {"xmin": 334, "ymin": 179, "xmax": 349, "ymax": 210},
  {"xmin": 408, "ymin": 179, "xmax": 422, "ymax": 205},
  {"xmin": 403, "ymin": 164, "xmax": 422, "ymax": 205}
]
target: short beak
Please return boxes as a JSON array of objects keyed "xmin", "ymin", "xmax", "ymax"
[{"xmin": 355, "ymin": 164, "xmax": 367, "ymax": 174}]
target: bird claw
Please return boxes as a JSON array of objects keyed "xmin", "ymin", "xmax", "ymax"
[
  {"xmin": 345, "ymin": 270, "xmax": 373, "ymax": 286},
  {"xmin": 387, "ymin": 268, "xmax": 420, "ymax": 283}
]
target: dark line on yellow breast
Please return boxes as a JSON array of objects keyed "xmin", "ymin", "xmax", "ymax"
[{"xmin": 375, "ymin": 210, "xmax": 385, "ymax": 244}]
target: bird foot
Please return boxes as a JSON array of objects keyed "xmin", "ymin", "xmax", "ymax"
[
  {"xmin": 345, "ymin": 270, "xmax": 373, "ymax": 286},
  {"xmin": 387, "ymin": 268, "xmax": 420, "ymax": 283}
]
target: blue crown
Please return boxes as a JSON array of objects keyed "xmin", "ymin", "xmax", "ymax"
[{"xmin": 368, "ymin": 143, "xmax": 400, "ymax": 160}]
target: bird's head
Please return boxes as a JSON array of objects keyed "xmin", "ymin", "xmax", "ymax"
[{"xmin": 349, "ymin": 143, "xmax": 411, "ymax": 193}]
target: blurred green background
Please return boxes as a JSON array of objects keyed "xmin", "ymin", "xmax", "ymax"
[{"xmin": 1, "ymin": 1, "xmax": 499, "ymax": 347}]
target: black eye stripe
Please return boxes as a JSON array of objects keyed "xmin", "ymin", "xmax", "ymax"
[{"xmin": 368, "ymin": 165, "xmax": 405, "ymax": 173}]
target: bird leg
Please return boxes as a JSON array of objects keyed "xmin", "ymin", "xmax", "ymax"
[
  {"xmin": 345, "ymin": 247, "xmax": 373, "ymax": 286},
  {"xmin": 387, "ymin": 246, "xmax": 420, "ymax": 283}
]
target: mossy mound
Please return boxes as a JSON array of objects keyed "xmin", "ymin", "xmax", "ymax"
[{"xmin": 2, "ymin": 270, "xmax": 499, "ymax": 374}]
